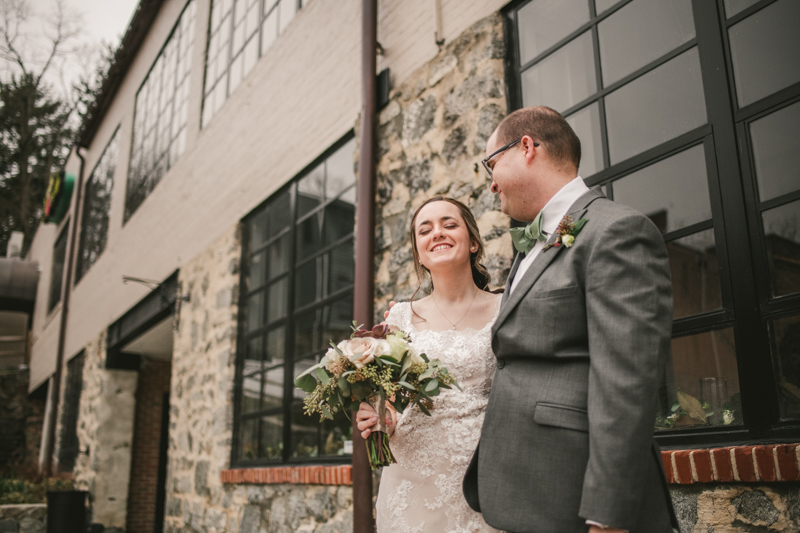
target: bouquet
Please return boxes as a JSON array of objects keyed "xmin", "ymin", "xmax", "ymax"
[{"xmin": 294, "ymin": 321, "xmax": 459, "ymax": 468}]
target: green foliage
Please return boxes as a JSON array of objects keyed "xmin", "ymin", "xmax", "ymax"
[{"xmin": 0, "ymin": 475, "xmax": 74, "ymax": 504}]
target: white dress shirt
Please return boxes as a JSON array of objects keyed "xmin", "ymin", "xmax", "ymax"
[{"xmin": 509, "ymin": 176, "xmax": 589, "ymax": 294}]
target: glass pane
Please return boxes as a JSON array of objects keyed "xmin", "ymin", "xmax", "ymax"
[
  {"xmin": 339, "ymin": 185, "xmax": 356, "ymax": 207},
  {"xmin": 595, "ymin": 0, "xmax": 619, "ymax": 15},
  {"xmin": 655, "ymin": 328, "xmax": 741, "ymax": 430},
  {"xmin": 520, "ymin": 31, "xmax": 596, "ymax": 113},
  {"xmin": 229, "ymin": 53, "xmax": 243, "ymax": 94},
  {"xmin": 293, "ymin": 356, "xmax": 318, "ymax": 400},
  {"xmin": 518, "ymin": 0, "xmax": 590, "ymax": 65},
  {"xmin": 750, "ymin": 101, "xmax": 800, "ymax": 203},
  {"xmin": 566, "ymin": 103, "xmax": 604, "ymax": 178},
  {"xmin": 297, "ymin": 212, "xmax": 322, "ymax": 261},
  {"xmin": 322, "ymin": 295, "xmax": 353, "ymax": 347},
  {"xmin": 323, "ymin": 202, "xmax": 355, "ymax": 246},
  {"xmin": 295, "ymin": 257, "xmax": 321, "ymax": 309},
  {"xmin": 606, "ymin": 48, "xmax": 705, "ymax": 164},
  {"xmin": 261, "ymin": 5, "xmax": 279, "ymax": 54},
  {"xmin": 598, "ymin": 0, "xmax": 695, "ymax": 86},
  {"xmin": 724, "ymin": 0, "xmax": 759, "ymax": 18},
  {"xmin": 294, "ymin": 309, "xmax": 321, "ymax": 357},
  {"xmin": 325, "ymin": 138, "xmax": 357, "ymax": 199},
  {"xmin": 249, "ymin": 207, "xmax": 269, "ymax": 249},
  {"xmin": 612, "ymin": 144, "xmax": 711, "ymax": 234},
  {"xmin": 291, "ymin": 403, "xmax": 318, "ymax": 457},
  {"xmin": 248, "ymin": 250, "xmax": 266, "ymax": 290},
  {"xmin": 329, "ymin": 241, "xmax": 354, "ymax": 294},
  {"xmin": 262, "ymin": 366, "xmax": 284, "ymax": 410},
  {"xmin": 259, "ymin": 413, "xmax": 283, "ymax": 459},
  {"xmin": 297, "ymin": 165, "xmax": 325, "ymax": 217},
  {"xmin": 668, "ymin": 229, "xmax": 723, "ymax": 319},
  {"xmin": 246, "ymin": 291, "xmax": 264, "ymax": 332},
  {"xmin": 763, "ymin": 200, "xmax": 800, "ymax": 298},
  {"xmin": 729, "ymin": 0, "xmax": 800, "ymax": 107},
  {"xmin": 268, "ymin": 233, "xmax": 290, "ymax": 279},
  {"xmin": 279, "ymin": 0, "xmax": 296, "ymax": 32},
  {"xmin": 240, "ymin": 373, "xmax": 261, "ymax": 413},
  {"xmin": 243, "ymin": 34, "xmax": 259, "ymax": 76},
  {"xmin": 266, "ymin": 278, "xmax": 288, "ymax": 323},
  {"xmin": 268, "ymin": 189, "xmax": 292, "ymax": 236},
  {"xmin": 770, "ymin": 314, "xmax": 800, "ymax": 420},
  {"xmin": 244, "ymin": 335, "xmax": 263, "ymax": 374},
  {"xmin": 238, "ymin": 416, "xmax": 258, "ymax": 460},
  {"xmin": 246, "ymin": 1, "xmax": 260, "ymax": 37},
  {"xmin": 265, "ymin": 326, "xmax": 285, "ymax": 364},
  {"xmin": 321, "ymin": 416, "xmax": 352, "ymax": 456}
]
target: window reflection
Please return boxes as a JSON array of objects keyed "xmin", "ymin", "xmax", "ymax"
[
  {"xmin": 259, "ymin": 413, "xmax": 283, "ymax": 459},
  {"xmin": 605, "ymin": 48, "xmax": 706, "ymax": 164},
  {"xmin": 239, "ymin": 416, "xmax": 258, "ymax": 459},
  {"xmin": 241, "ymin": 374, "xmax": 260, "ymax": 413},
  {"xmin": 763, "ymin": 200, "xmax": 800, "ymax": 298},
  {"xmin": 770, "ymin": 314, "xmax": 800, "ymax": 421},
  {"xmin": 517, "ymin": 0, "xmax": 589, "ymax": 65},
  {"xmin": 291, "ymin": 403, "xmax": 319, "ymax": 457},
  {"xmin": 262, "ymin": 366, "xmax": 284, "ymax": 410},
  {"xmin": 566, "ymin": 103, "xmax": 604, "ymax": 178},
  {"xmin": 724, "ymin": 0, "xmax": 759, "ymax": 18},
  {"xmin": 656, "ymin": 328, "xmax": 741, "ymax": 430},
  {"xmin": 612, "ymin": 144, "xmax": 711, "ymax": 234},
  {"xmin": 598, "ymin": 0, "xmax": 695, "ymax": 87},
  {"xmin": 728, "ymin": 0, "xmax": 800, "ymax": 108},
  {"xmin": 750, "ymin": 101, "xmax": 800, "ymax": 203},
  {"xmin": 521, "ymin": 31, "xmax": 595, "ymax": 113},
  {"xmin": 322, "ymin": 416, "xmax": 352, "ymax": 456},
  {"xmin": 667, "ymin": 230, "xmax": 723, "ymax": 319}
]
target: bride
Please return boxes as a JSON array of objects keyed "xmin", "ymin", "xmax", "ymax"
[{"xmin": 356, "ymin": 195, "xmax": 503, "ymax": 533}]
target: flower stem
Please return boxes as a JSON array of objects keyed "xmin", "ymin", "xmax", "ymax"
[{"xmin": 366, "ymin": 431, "xmax": 395, "ymax": 469}]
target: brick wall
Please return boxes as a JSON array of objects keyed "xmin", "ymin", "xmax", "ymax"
[{"xmin": 127, "ymin": 359, "xmax": 172, "ymax": 533}]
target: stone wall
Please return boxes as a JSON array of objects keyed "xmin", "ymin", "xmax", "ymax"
[
  {"xmin": 372, "ymin": 13, "xmax": 512, "ymax": 322},
  {"xmin": 66, "ymin": 332, "xmax": 138, "ymax": 530},
  {"xmin": 0, "ymin": 504, "xmax": 46, "ymax": 533}
]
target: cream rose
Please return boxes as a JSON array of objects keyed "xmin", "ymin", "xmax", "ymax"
[
  {"xmin": 562, "ymin": 234, "xmax": 575, "ymax": 248},
  {"xmin": 341, "ymin": 337, "xmax": 391, "ymax": 368}
]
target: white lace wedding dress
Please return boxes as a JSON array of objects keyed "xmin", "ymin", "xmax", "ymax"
[{"xmin": 375, "ymin": 300, "xmax": 504, "ymax": 533}]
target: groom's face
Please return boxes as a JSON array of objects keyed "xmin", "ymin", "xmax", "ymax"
[{"xmin": 486, "ymin": 130, "xmax": 534, "ymax": 221}]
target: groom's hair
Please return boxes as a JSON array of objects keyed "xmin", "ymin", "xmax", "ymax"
[{"xmin": 496, "ymin": 106, "xmax": 581, "ymax": 172}]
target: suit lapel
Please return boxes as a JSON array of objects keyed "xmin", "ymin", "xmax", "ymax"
[
  {"xmin": 502, "ymin": 253, "xmax": 523, "ymax": 305},
  {"xmin": 493, "ymin": 187, "xmax": 606, "ymax": 334}
]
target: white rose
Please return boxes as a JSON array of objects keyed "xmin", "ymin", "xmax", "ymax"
[
  {"xmin": 562, "ymin": 234, "xmax": 575, "ymax": 248},
  {"xmin": 341, "ymin": 337, "xmax": 389, "ymax": 368},
  {"xmin": 406, "ymin": 345, "xmax": 425, "ymax": 365}
]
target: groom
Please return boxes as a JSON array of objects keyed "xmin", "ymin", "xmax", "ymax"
[{"xmin": 463, "ymin": 106, "xmax": 678, "ymax": 533}]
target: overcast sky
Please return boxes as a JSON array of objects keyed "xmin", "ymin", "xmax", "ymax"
[{"xmin": 3, "ymin": 0, "xmax": 140, "ymax": 97}]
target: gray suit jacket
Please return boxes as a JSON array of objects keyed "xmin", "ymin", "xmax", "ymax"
[{"xmin": 463, "ymin": 188, "xmax": 678, "ymax": 533}]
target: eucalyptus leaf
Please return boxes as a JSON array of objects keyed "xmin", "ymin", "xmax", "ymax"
[
  {"xmin": 338, "ymin": 376, "xmax": 351, "ymax": 397},
  {"xmin": 425, "ymin": 379, "xmax": 439, "ymax": 393},
  {"xmin": 378, "ymin": 356, "xmax": 400, "ymax": 366},
  {"xmin": 295, "ymin": 373, "xmax": 318, "ymax": 393},
  {"xmin": 400, "ymin": 354, "xmax": 413, "ymax": 375},
  {"xmin": 416, "ymin": 401, "xmax": 431, "ymax": 416},
  {"xmin": 677, "ymin": 391, "xmax": 707, "ymax": 424},
  {"xmin": 398, "ymin": 381, "xmax": 415, "ymax": 391},
  {"xmin": 419, "ymin": 368, "xmax": 435, "ymax": 380},
  {"xmin": 315, "ymin": 367, "xmax": 331, "ymax": 385},
  {"xmin": 320, "ymin": 404, "xmax": 334, "ymax": 420}
]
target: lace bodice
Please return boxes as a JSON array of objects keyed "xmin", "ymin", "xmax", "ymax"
[{"xmin": 375, "ymin": 299, "xmax": 504, "ymax": 533}]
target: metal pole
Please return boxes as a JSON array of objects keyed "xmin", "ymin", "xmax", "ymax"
[
  {"xmin": 353, "ymin": 0, "xmax": 377, "ymax": 530},
  {"xmin": 42, "ymin": 148, "xmax": 86, "ymax": 476}
]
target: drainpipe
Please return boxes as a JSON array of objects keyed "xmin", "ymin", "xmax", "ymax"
[
  {"xmin": 42, "ymin": 147, "xmax": 86, "ymax": 476},
  {"xmin": 353, "ymin": 0, "xmax": 377, "ymax": 531}
]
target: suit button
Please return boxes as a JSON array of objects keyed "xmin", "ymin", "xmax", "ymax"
[{"xmin": 496, "ymin": 358, "xmax": 505, "ymax": 369}]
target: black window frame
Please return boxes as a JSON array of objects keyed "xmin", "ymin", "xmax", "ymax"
[
  {"xmin": 232, "ymin": 132, "xmax": 357, "ymax": 467},
  {"xmin": 47, "ymin": 221, "xmax": 69, "ymax": 313},
  {"xmin": 504, "ymin": 0, "xmax": 800, "ymax": 447}
]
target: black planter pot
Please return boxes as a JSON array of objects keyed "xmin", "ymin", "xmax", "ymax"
[{"xmin": 46, "ymin": 491, "xmax": 88, "ymax": 533}]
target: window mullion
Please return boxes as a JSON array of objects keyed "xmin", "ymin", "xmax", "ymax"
[
  {"xmin": 692, "ymin": 0, "xmax": 778, "ymax": 436},
  {"xmin": 282, "ymin": 181, "xmax": 299, "ymax": 463}
]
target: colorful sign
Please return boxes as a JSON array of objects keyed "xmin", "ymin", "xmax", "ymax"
[{"xmin": 43, "ymin": 170, "xmax": 75, "ymax": 224}]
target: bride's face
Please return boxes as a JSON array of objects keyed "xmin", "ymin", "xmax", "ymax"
[{"xmin": 414, "ymin": 201, "xmax": 476, "ymax": 273}]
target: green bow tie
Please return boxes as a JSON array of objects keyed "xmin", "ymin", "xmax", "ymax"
[{"xmin": 509, "ymin": 212, "xmax": 546, "ymax": 254}]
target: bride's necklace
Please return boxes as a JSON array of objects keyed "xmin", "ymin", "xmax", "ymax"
[{"xmin": 432, "ymin": 287, "xmax": 479, "ymax": 330}]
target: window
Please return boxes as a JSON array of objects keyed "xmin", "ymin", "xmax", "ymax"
[
  {"xmin": 201, "ymin": 0, "xmax": 304, "ymax": 127},
  {"xmin": 58, "ymin": 351, "xmax": 85, "ymax": 472},
  {"xmin": 48, "ymin": 224, "xmax": 68, "ymax": 313},
  {"xmin": 76, "ymin": 130, "xmax": 119, "ymax": 282},
  {"xmin": 126, "ymin": 0, "xmax": 196, "ymax": 222},
  {"xmin": 234, "ymin": 135, "xmax": 356, "ymax": 465},
  {"xmin": 507, "ymin": 0, "xmax": 800, "ymax": 444}
]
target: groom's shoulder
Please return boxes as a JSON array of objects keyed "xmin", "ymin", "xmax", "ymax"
[{"xmin": 585, "ymin": 196, "xmax": 661, "ymax": 235}]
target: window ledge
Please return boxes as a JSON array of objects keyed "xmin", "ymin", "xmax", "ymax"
[
  {"xmin": 662, "ymin": 444, "xmax": 800, "ymax": 484},
  {"xmin": 220, "ymin": 465, "xmax": 352, "ymax": 485}
]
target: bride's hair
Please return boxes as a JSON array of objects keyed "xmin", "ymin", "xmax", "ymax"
[{"xmin": 408, "ymin": 196, "xmax": 498, "ymax": 315}]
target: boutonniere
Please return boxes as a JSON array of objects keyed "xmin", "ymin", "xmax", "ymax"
[{"xmin": 542, "ymin": 215, "xmax": 587, "ymax": 251}]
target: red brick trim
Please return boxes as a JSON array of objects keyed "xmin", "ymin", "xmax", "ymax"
[
  {"xmin": 220, "ymin": 465, "xmax": 352, "ymax": 485},
  {"xmin": 662, "ymin": 444, "xmax": 800, "ymax": 484}
]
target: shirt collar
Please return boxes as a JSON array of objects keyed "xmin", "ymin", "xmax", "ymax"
[{"xmin": 540, "ymin": 177, "xmax": 590, "ymax": 234}]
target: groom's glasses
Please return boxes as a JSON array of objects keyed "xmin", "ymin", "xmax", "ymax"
[{"xmin": 481, "ymin": 138, "xmax": 538, "ymax": 178}]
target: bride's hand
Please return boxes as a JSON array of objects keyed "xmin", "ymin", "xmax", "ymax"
[
  {"xmin": 356, "ymin": 402, "xmax": 395, "ymax": 439},
  {"xmin": 382, "ymin": 301, "xmax": 397, "ymax": 321}
]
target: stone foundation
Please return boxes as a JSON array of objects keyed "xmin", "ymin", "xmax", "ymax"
[
  {"xmin": 0, "ymin": 504, "xmax": 46, "ymax": 533},
  {"xmin": 0, "ymin": 368, "xmax": 44, "ymax": 473}
]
